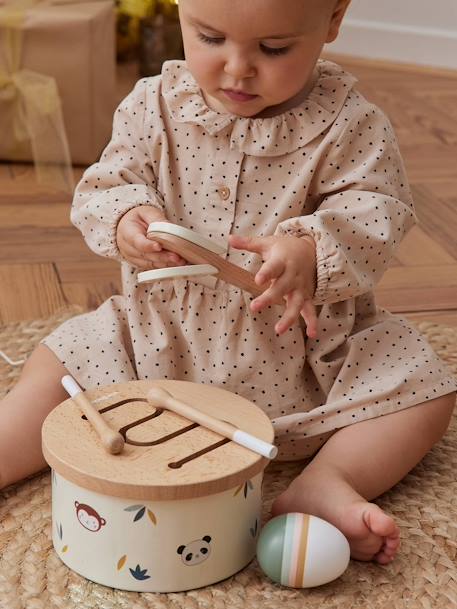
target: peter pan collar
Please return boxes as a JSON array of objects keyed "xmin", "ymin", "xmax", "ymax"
[{"xmin": 161, "ymin": 59, "xmax": 357, "ymax": 157}]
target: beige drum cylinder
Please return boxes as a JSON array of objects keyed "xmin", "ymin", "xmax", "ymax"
[{"xmin": 42, "ymin": 380, "xmax": 274, "ymax": 592}]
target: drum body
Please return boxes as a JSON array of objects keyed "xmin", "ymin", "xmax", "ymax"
[
  {"xmin": 51, "ymin": 470, "xmax": 262, "ymax": 592},
  {"xmin": 42, "ymin": 380, "xmax": 273, "ymax": 592}
]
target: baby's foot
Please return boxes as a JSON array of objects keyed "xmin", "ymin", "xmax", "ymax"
[
  {"xmin": 330, "ymin": 500, "xmax": 400, "ymax": 564},
  {"xmin": 271, "ymin": 475, "xmax": 400, "ymax": 564}
]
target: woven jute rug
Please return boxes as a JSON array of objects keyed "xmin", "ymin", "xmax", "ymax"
[{"xmin": 1, "ymin": 308, "xmax": 456, "ymax": 609}]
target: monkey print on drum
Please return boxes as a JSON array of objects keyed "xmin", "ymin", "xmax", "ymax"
[{"xmin": 75, "ymin": 502, "xmax": 107, "ymax": 532}]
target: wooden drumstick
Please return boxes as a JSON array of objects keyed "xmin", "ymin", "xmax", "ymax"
[
  {"xmin": 61, "ymin": 375, "xmax": 125, "ymax": 455},
  {"xmin": 147, "ymin": 386, "xmax": 278, "ymax": 459}
]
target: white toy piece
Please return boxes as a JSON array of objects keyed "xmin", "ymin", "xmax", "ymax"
[
  {"xmin": 138, "ymin": 264, "xmax": 218, "ymax": 283},
  {"xmin": 137, "ymin": 222, "xmax": 262, "ymax": 296},
  {"xmin": 145, "ymin": 222, "xmax": 226, "ymax": 254}
]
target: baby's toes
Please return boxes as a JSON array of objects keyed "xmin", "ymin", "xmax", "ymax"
[
  {"xmin": 374, "ymin": 531, "xmax": 401, "ymax": 564},
  {"xmin": 362, "ymin": 504, "xmax": 399, "ymax": 539}
]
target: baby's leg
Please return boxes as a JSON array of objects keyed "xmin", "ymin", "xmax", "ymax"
[
  {"xmin": 272, "ymin": 392, "xmax": 456, "ymax": 563},
  {"xmin": 0, "ymin": 344, "xmax": 69, "ymax": 489}
]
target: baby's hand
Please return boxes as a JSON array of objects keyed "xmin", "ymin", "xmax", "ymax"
[
  {"xmin": 116, "ymin": 206, "xmax": 186, "ymax": 269},
  {"xmin": 229, "ymin": 234, "xmax": 318, "ymax": 338}
]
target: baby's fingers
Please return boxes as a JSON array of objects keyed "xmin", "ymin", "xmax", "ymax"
[
  {"xmin": 134, "ymin": 233, "xmax": 163, "ymax": 254},
  {"xmin": 274, "ymin": 290, "xmax": 306, "ymax": 335},
  {"xmin": 132, "ymin": 235, "xmax": 185, "ymax": 265},
  {"xmin": 229, "ymin": 234, "xmax": 267, "ymax": 256},
  {"xmin": 125, "ymin": 255, "xmax": 157, "ymax": 270},
  {"xmin": 255, "ymin": 257, "xmax": 285, "ymax": 286},
  {"xmin": 300, "ymin": 300, "xmax": 318, "ymax": 339},
  {"xmin": 121, "ymin": 244, "xmax": 186, "ymax": 269},
  {"xmin": 250, "ymin": 281, "xmax": 280, "ymax": 312},
  {"xmin": 251, "ymin": 267, "xmax": 292, "ymax": 312}
]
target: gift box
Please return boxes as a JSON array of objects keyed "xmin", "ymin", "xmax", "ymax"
[{"xmin": 0, "ymin": 0, "xmax": 116, "ymax": 177}]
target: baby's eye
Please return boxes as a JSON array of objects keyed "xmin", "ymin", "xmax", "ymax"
[
  {"xmin": 198, "ymin": 32, "xmax": 224, "ymax": 45},
  {"xmin": 260, "ymin": 44, "xmax": 290, "ymax": 56}
]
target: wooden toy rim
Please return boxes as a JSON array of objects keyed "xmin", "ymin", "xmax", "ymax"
[
  {"xmin": 43, "ymin": 444, "xmax": 268, "ymax": 501},
  {"xmin": 42, "ymin": 380, "xmax": 273, "ymax": 500}
]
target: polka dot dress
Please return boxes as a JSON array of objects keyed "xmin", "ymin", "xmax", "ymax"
[{"xmin": 43, "ymin": 60, "xmax": 457, "ymax": 460}]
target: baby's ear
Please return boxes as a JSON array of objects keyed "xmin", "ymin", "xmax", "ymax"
[{"xmin": 326, "ymin": 0, "xmax": 351, "ymax": 44}]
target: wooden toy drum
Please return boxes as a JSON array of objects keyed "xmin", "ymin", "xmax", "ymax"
[{"xmin": 42, "ymin": 380, "xmax": 274, "ymax": 592}]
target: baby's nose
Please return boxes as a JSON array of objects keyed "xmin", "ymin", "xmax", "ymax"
[{"xmin": 224, "ymin": 54, "xmax": 255, "ymax": 80}]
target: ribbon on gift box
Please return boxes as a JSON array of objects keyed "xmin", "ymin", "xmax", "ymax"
[{"xmin": 0, "ymin": 0, "xmax": 74, "ymax": 192}]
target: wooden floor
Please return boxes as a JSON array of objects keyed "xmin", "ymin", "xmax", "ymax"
[{"xmin": 1, "ymin": 57, "xmax": 456, "ymax": 327}]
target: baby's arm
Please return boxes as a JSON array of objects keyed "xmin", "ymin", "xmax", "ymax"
[
  {"xmin": 275, "ymin": 104, "xmax": 416, "ymax": 306},
  {"xmin": 70, "ymin": 79, "xmax": 168, "ymax": 263}
]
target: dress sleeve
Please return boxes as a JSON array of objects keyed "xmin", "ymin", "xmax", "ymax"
[
  {"xmin": 274, "ymin": 104, "xmax": 417, "ymax": 305},
  {"xmin": 70, "ymin": 78, "xmax": 165, "ymax": 260}
]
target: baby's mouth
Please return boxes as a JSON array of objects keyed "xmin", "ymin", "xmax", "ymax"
[{"xmin": 222, "ymin": 89, "xmax": 258, "ymax": 102}]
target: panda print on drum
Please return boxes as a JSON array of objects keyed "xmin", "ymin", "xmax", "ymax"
[{"xmin": 177, "ymin": 536, "xmax": 212, "ymax": 566}]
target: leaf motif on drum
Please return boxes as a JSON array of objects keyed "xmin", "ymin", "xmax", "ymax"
[
  {"xmin": 117, "ymin": 556, "xmax": 152, "ymax": 580},
  {"xmin": 233, "ymin": 479, "xmax": 254, "ymax": 498},
  {"xmin": 56, "ymin": 522, "xmax": 69, "ymax": 553},
  {"xmin": 124, "ymin": 504, "xmax": 157, "ymax": 524},
  {"xmin": 129, "ymin": 564, "xmax": 151, "ymax": 580},
  {"xmin": 250, "ymin": 518, "xmax": 259, "ymax": 538},
  {"xmin": 147, "ymin": 509, "xmax": 157, "ymax": 524}
]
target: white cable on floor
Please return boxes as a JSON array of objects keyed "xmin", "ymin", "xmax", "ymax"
[{"xmin": 0, "ymin": 350, "xmax": 25, "ymax": 366}]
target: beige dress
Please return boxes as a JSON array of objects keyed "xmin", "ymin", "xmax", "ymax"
[{"xmin": 44, "ymin": 59, "xmax": 457, "ymax": 460}]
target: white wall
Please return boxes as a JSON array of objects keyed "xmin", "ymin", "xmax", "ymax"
[{"xmin": 327, "ymin": 0, "xmax": 457, "ymax": 70}]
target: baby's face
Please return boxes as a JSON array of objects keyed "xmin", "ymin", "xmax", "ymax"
[{"xmin": 179, "ymin": 0, "xmax": 349, "ymax": 118}]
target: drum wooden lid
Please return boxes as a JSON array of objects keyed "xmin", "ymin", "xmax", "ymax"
[{"xmin": 42, "ymin": 380, "xmax": 274, "ymax": 500}]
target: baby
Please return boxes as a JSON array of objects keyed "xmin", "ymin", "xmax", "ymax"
[{"xmin": 1, "ymin": 0, "xmax": 456, "ymax": 566}]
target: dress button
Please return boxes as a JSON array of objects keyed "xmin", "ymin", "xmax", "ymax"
[{"xmin": 217, "ymin": 186, "xmax": 230, "ymax": 200}]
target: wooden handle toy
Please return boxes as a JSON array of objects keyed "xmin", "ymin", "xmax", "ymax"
[
  {"xmin": 139, "ymin": 222, "xmax": 262, "ymax": 296},
  {"xmin": 147, "ymin": 385, "xmax": 278, "ymax": 459},
  {"xmin": 61, "ymin": 375, "xmax": 125, "ymax": 455}
]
